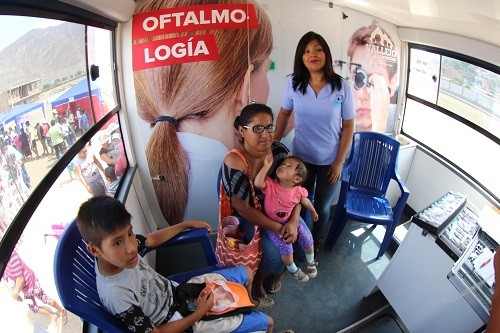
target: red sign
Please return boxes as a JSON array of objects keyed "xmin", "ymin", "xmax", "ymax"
[
  {"xmin": 133, "ymin": 4, "xmax": 258, "ymax": 40},
  {"xmin": 133, "ymin": 34, "xmax": 220, "ymax": 71}
]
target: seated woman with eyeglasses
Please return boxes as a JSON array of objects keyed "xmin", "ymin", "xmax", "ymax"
[{"xmin": 221, "ymin": 103, "xmax": 308, "ymax": 309}]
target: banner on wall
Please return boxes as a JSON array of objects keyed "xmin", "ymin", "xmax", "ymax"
[
  {"xmin": 132, "ymin": 4, "xmax": 258, "ymax": 71},
  {"xmin": 131, "ymin": 1, "xmax": 270, "ymax": 227},
  {"xmin": 130, "ymin": 1, "xmax": 402, "ymax": 228}
]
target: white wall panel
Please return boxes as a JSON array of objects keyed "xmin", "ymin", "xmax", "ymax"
[
  {"xmin": 398, "ymin": 27, "xmax": 500, "ymax": 67},
  {"xmin": 405, "ymin": 148, "xmax": 494, "ymax": 214}
]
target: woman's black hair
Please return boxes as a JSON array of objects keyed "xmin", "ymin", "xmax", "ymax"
[
  {"xmin": 233, "ymin": 103, "xmax": 274, "ymax": 129},
  {"xmin": 292, "ymin": 31, "xmax": 342, "ymax": 94}
]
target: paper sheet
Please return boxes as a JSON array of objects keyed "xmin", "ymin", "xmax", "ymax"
[
  {"xmin": 474, "ymin": 248, "xmax": 495, "ymax": 287},
  {"xmin": 477, "ymin": 205, "xmax": 500, "ymax": 244}
]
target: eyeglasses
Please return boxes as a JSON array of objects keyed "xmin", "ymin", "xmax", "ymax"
[
  {"xmin": 242, "ymin": 124, "xmax": 276, "ymax": 133},
  {"xmin": 350, "ymin": 64, "xmax": 373, "ymax": 90}
]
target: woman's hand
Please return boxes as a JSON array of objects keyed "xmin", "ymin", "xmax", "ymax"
[
  {"xmin": 327, "ymin": 160, "xmax": 343, "ymax": 184},
  {"xmin": 487, "ymin": 248, "xmax": 500, "ymax": 333},
  {"xmin": 280, "ymin": 203, "xmax": 301, "ymax": 243},
  {"xmin": 280, "ymin": 222, "xmax": 298, "ymax": 243},
  {"xmin": 494, "ymin": 248, "xmax": 500, "ymax": 286},
  {"xmin": 368, "ymin": 73, "xmax": 390, "ymax": 132}
]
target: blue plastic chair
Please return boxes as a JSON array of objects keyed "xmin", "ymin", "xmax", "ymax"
[
  {"xmin": 53, "ymin": 221, "xmax": 220, "ymax": 332},
  {"xmin": 324, "ymin": 132, "xmax": 410, "ymax": 259}
]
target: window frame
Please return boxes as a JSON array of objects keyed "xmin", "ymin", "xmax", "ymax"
[
  {"xmin": 0, "ymin": 1, "xmax": 129, "ymax": 279},
  {"xmin": 404, "ymin": 43, "xmax": 499, "ymax": 143},
  {"xmin": 401, "ymin": 43, "xmax": 500, "ymax": 203}
]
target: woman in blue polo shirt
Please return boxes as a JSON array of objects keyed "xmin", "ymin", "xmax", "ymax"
[{"xmin": 274, "ymin": 31, "xmax": 355, "ymax": 252}]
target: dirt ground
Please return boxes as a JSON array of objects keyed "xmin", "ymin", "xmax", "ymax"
[{"xmin": 1, "ymin": 146, "xmax": 101, "ymax": 332}]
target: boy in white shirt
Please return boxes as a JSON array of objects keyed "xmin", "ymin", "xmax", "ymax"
[{"xmin": 76, "ymin": 196, "xmax": 281, "ymax": 333}]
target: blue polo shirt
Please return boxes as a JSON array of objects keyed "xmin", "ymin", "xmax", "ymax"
[{"xmin": 281, "ymin": 75, "xmax": 355, "ymax": 165}]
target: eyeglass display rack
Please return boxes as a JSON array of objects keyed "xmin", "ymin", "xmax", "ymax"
[
  {"xmin": 448, "ymin": 229, "xmax": 497, "ymax": 324},
  {"xmin": 368, "ymin": 191, "xmax": 492, "ymax": 332},
  {"xmin": 436, "ymin": 206, "xmax": 480, "ymax": 261},
  {"xmin": 411, "ymin": 191, "xmax": 467, "ymax": 236},
  {"xmin": 411, "ymin": 191, "xmax": 481, "ymax": 261},
  {"xmin": 411, "ymin": 191, "xmax": 495, "ymax": 324}
]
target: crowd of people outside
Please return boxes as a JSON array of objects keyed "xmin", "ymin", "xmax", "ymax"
[
  {"xmin": 0, "ymin": 113, "xmax": 124, "ymax": 331},
  {"xmin": 0, "ymin": 126, "xmax": 33, "ymax": 237},
  {"xmin": 0, "ymin": 104, "xmax": 123, "ymax": 238}
]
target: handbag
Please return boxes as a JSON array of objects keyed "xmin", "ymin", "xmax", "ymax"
[{"xmin": 215, "ymin": 149, "xmax": 262, "ymax": 275}]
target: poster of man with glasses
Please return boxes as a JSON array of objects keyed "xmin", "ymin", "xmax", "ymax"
[{"xmin": 345, "ymin": 20, "xmax": 400, "ymax": 133}]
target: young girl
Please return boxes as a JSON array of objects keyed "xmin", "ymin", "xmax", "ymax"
[
  {"xmin": 2, "ymin": 250, "xmax": 67, "ymax": 325},
  {"xmin": 255, "ymin": 155, "xmax": 319, "ymax": 282}
]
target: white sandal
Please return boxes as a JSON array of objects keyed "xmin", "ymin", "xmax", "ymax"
[{"xmin": 255, "ymin": 295, "xmax": 274, "ymax": 310}]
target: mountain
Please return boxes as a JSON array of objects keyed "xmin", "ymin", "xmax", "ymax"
[{"xmin": 0, "ymin": 22, "xmax": 86, "ymax": 93}]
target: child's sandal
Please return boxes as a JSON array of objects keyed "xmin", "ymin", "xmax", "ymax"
[
  {"xmin": 255, "ymin": 295, "xmax": 274, "ymax": 310},
  {"xmin": 57, "ymin": 310, "xmax": 68, "ymax": 325}
]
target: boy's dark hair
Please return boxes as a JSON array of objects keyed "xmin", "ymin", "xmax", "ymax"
[
  {"xmin": 76, "ymin": 196, "xmax": 131, "ymax": 247},
  {"xmin": 286, "ymin": 156, "xmax": 308, "ymax": 185}
]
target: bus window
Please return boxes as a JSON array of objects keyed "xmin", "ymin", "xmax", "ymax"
[
  {"xmin": 87, "ymin": 26, "xmax": 118, "ymax": 114},
  {"xmin": 439, "ymin": 56, "xmax": 499, "ymax": 137},
  {"xmin": 0, "ymin": 137, "xmax": 103, "ymax": 330},
  {"xmin": 403, "ymin": 46, "xmax": 500, "ymax": 200},
  {"xmin": 0, "ymin": 15, "xmax": 123, "ymax": 242},
  {"xmin": 0, "ymin": 14, "xmax": 126, "ymax": 331}
]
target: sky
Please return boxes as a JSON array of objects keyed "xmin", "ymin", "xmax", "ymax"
[{"xmin": 0, "ymin": 15, "xmax": 63, "ymax": 52}]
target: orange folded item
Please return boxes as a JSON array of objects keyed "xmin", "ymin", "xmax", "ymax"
[{"xmin": 201, "ymin": 280, "xmax": 255, "ymax": 315}]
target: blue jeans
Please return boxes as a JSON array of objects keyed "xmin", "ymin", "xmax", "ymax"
[
  {"xmin": 239, "ymin": 216, "xmax": 308, "ymax": 275},
  {"xmin": 302, "ymin": 162, "xmax": 340, "ymax": 245},
  {"xmin": 232, "ymin": 310, "xmax": 269, "ymax": 333}
]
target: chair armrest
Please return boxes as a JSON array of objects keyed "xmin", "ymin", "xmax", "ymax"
[
  {"xmin": 142, "ymin": 228, "xmax": 218, "ymax": 267},
  {"xmin": 392, "ymin": 173, "xmax": 410, "ymax": 222},
  {"xmin": 337, "ymin": 160, "xmax": 353, "ymax": 209},
  {"xmin": 341, "ymin": 157, "xmax": 353, "ymax": 182},
  {"xmin": 393, "ymin": 172, "xmax": 410, "ymax": 199}
]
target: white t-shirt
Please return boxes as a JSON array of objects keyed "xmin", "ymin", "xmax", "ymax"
[{"xmin": 73, "ymin": 153, "xmax": 100, "ymax": 182}]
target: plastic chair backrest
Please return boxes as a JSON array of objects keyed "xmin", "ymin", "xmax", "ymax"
[
  {"xmin": 54, "ymin": 221, "xmax": 219, "ymax": 332},
  {"xmin": 348, "ymin": 132, "xmax": 400, "ymax": 196},
  {"xmin": 53, "ymin": 221, "xmax": 121, "ymax": 332},
  {"xmin": 217, "ymin": 166, "xmax": 222, "ymax": 197}
]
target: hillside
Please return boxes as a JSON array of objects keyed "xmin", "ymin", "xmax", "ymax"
[{"xmin": 0, "ymin": 22, "xmax": 86, "ymax": 93}]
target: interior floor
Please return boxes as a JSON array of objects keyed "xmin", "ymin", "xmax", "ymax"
[
  {"xmin": 156, "ymin": 208, "xmax": 410, "ymax": 333},
  {"xmin": 262, "ymin": 219, "xmax": 403, "ymax": 333}
]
